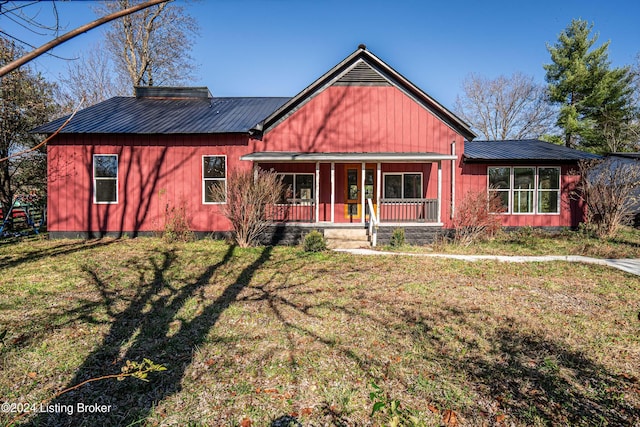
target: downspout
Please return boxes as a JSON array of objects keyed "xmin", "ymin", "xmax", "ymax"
[{"xmin": 451, "ymin": 140, "xmax": 456, "ymax": 220}]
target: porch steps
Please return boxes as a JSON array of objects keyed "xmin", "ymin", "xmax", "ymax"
[{"xmin": 324, "ymin": 228, "xmax": 370, "ymax": 249}]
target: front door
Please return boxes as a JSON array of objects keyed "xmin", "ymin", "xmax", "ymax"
[{"xmin": 344, "ymin": 164, "xmax": 375, "ymax": 222}]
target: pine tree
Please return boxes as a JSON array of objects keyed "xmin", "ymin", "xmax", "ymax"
[{"xmin": 544, "ymin": 19, "xmax": 636, "ymax": 152}]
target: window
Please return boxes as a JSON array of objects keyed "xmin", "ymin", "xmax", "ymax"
[
  {"xmin": 488, "ymin": 167, "xmax": 510, "ymax": 212},
  {"xmin": 383, "ymin": 173, "xmax": 422, "ymax": 199},
  {"xmin": 513, "ymin": 167, "xmax": 535, "ymax": 213},
  {"xmin": 278, "ymin": 173, "xmax": 314, "ymax": 203},
  {"xmin": 538, "ymin": 167, "xmax": 560, "ymax": 214},
  {"xmin": 93, "ymin": 155, "xmax": 118, "ymax": 203},
  {"xmin": 203, "ymin": 156, "xmax": 226, "ymax": 203},
  {"xmin": 487, "ymin": 166, "xmax": 561, "ymax": 214}
]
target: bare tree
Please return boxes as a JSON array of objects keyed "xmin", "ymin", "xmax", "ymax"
[
  {"xmin": 454, "ymin": 72, "xmax": 556, "ymax": 140},
  {"xmin": 576, "ymin": 158, "xmax": 640, "ymax": 238},
  {"xmin": 55, "ymin": 41, "xmax": 128, "ymax": 112},
  {"xmin": 96, "ymin": 0, "xmax": 199, "ymax": 91}
]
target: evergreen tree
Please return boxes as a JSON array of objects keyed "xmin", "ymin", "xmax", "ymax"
[
  {"xmin": 0, "ymin": 37, "xmax": 57, "ymax": 219},
  {"xmin": 544, "ymin": 19, "xmax": 636, "ymax": 152}
]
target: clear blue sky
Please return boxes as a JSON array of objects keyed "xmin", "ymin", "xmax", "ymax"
[{"xmin": 2, "ymin": 0, "xmax": 639, "ymax": 108}]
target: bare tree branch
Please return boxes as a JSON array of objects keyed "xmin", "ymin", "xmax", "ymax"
[{"xmin": 0, "ymin": 0, "xmax": 168, "ymax": 77}]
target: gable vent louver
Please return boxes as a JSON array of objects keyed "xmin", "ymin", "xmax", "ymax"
[{"xmin": 334, "ymin": 61, "xmax": 391, "ymax": 86}]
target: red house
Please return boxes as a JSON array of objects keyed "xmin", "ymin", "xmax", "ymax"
[{"xmin": 36, "ymin": 45, "xmax": 599, "ymax": 244}]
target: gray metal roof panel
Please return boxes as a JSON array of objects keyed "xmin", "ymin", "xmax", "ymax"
[
  {"xmin": 464, "ymin": 139, "xmax": 602, "ymax": 162},
  {"xmin": 33, "ymin": 96, "xmax": 291, "ymax": 134}
]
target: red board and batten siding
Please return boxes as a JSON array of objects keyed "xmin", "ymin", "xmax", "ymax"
[{"xmin": 47, "ymin": 133, "xmax": 255, "ymax": 235}]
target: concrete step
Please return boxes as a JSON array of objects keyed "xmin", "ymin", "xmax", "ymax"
[{"xmin": 324, "ymin": 228, "xmax": 370, "ymax": 249}]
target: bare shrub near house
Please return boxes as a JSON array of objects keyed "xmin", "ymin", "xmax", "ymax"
[
  {"xmin": 210, "ymin": 168, "xmax": 284, "ymax": 248},
  {"xmin": 453, "ymin": 190, "xmax": 503, "ymax": 246},
  {"xmin": 575, "ymin": 158, "xmax": 640, "ymax": 238}
]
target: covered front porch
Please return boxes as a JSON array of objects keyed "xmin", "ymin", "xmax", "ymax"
[{"xmin": 241, "ymin": 152, "xmax": 456, "ymax": 226}]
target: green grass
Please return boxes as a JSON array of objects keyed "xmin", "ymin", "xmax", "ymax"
[
  {"xmin": 393, "ymin": 226, "xmax": 640, "ymax": 258},
  {"xmin": 0, "ymin": 236, "xmax": 638, "ymax": 426}
]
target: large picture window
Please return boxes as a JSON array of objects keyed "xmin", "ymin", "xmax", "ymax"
[
  {"xmin": 278, "ymin": 173, "xmax": 314, "ymax": 204},
  {"xmin": 203, "ymin": 156, "xmax": 226, "ymax": 203},
  {"xmin": 383, "ymin": 173, "xmax": 422, "ymax": 199},
  {"xmin": 93, "ymin": 154, "xmax": 118, "ymax": 204},
  {"xmin": 488, "ymin": 166, "xmax": 560, "ymax": 214}
]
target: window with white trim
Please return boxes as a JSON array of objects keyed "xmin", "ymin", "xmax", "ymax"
[
  {"xmin": 383, "ymin": 173, "xmax": 422, "ymax": 199},
  {"xmin": 93, "ymin": 154, "xmax": 118, "ymax": 204},
  {"xmin": 488, "ymin": 166, "xmax": 561, "ymax": 214},
  {"xmin": 203, "ymin": 156, "xmax": 226, "ymax": 203},
  {"xmin": 538, "ymin": 167, "xmax": 561, "ymax": 214},
  {"xmin": 278, "ymin": 173, "xmax": 314, "ymax": 204}
]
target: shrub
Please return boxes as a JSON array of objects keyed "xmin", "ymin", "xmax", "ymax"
[
  {"xmin": 453, "ymin": 190, "xmax": 503, "ymax": 246},
  {"xmin": 303, "ymin": 230, "xmax": 326, "ymax": 252},
  {"xmin": 209, "ymin": 168, "xmax": 284, "ymax": 247},
  {"xmin": 389, "ymin": 227, "xmax": 405, "ymax": 247},
  {"xmin": 163, "ymin": 203, "xmax": 194, "ymax": 243}
]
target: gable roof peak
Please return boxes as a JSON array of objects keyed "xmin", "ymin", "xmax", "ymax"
[{"xmin": 254, "ymin": 45, "xmax": 476, "ymax": 140}]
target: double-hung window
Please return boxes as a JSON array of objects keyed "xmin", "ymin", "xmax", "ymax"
[
  {"xmin": 488, "ymin": 166, "xmax": 560, "ymax": 214},
  {"xmin": 93, "ymin": 154, "xmax": 118, "ymax": 204},
  {"xmin": 537, "ymin": 167, "xmax": 561, "ymax": 214},
  {"xmin": 203, "ymin": 156, "xmax": 226, "ymax": 203},
  {"xmin": 278, "ymin": 173, "xmax": 314, "ymax": 204},
  {"xmin": 383, "ymin": 173, "xmax": 422, "ymax": 199}
]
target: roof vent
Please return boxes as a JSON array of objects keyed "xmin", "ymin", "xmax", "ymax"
[
  {"xmin": 134, "ymin": 86, "xmax": 212, "ymax": 99},
  {"xmin": 334, "ymin": 60, "xmax": 390, "ymax": 86}
]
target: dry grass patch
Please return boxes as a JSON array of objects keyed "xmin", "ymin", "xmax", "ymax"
[
  {"xmin": 418, "ymin": 226, "xmax": 640, "ymax": 259},
  {"xmin": 0, "ymin": 237, "xmax": 638, "ymax": 426}
]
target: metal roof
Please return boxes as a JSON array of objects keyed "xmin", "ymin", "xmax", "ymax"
[
  {"xmin": 463, "ymin": 139, "xmax": 602, "ymax": 163},
  {"xmin": 241, "ymin": 152, "xmax": 457, "ymax": 162},
  {"xmin": 33, "ymin": 96, "xmax": 290, "ymax": 135}
]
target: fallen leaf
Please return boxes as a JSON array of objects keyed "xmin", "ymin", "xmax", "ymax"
[
  {"xmin": 301, "ymin": 407, "xmax": 313, "ymax": 416},
  {"xmin": 240, "ymin": 417, "xmax": 252, "ymax": 427},
  {"xmin": 442, "ymin": 409, "xmax": 458, "ymax": 427},
  {"xmin": 427, "ymin": 404, "xmax": 439, "ymax": 413},
  {"xmin": 27, "ymin": 372, "xmax": 37, "ymax": 379},
  {"xmin": 496, "ymin": 413, "xmax": 506, "ymax": 423},
  {"xmin": 205, "ymin": 358, "xmax": 216, "ymax": 367}
]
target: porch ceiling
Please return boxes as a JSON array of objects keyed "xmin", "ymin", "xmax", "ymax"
[{"xmin": 241, "ymin": 151, "xmax": 457, "ymax": 162}]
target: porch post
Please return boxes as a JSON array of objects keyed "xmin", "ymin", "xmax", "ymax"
[
  {"xmin": 330, "ymin": 162, "xmax": 335, "ymax": 223},
  {"xmin": 437, "ymin": 160, "xmax": 442, "ymax": 224},
  {"xmin": 315, "ymin": 162, "xmax": 320, "ymax": 223},
  {"xmin": 376, "ymin": 162, "xmax": 381, "ymax": 221},
  {"xmin": 361, "ymin": 162, "xmax": 365, "ymax": 224}
]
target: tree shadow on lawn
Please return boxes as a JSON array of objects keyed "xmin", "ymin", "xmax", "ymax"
[
  {"xmin": 15, "ymin": 250, "xmax": 640, "ymax": 426},
  {"xmin": 0, "ymin": 238, "xmax": 117, "ymax": 271},
  {"xmin": 21, "ymin": 243, "xmax": 276, "ymax": 427},
  {"xmin": 238, "ymin": 274, "xmax": 640, "ymax": 426},
  {"xmin": 460, "ymin": 323, "xmax": 639, "ymax": 425}
]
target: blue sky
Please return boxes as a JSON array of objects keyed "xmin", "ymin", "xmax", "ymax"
[{"xmin": 2, "ymin": 0, "xmax": 639, "ymax": 108}]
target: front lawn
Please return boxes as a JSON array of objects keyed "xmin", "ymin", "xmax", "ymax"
[
  {"xmin": 0, "ymin": 237, "xmax": 638, "ymax": 426},
  {"xmin": 396, "ymin": 226, "xmax": 640, "ymax": 259}
]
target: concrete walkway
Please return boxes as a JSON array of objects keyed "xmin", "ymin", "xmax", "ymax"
[{"xmin": 334, "ymin": 248, "xmax": 640, "ymax": 277}]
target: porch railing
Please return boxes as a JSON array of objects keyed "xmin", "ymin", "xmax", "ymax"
[
  {"xmin": 379, "ymin": 198, "xmax": 438, "ymax": 223},
  {"xmin": 265, "ymin": 201, "xmax": 315, "ymax": 223},
  {"xmin": 366, "ymin": 198, "xmax": 378, "ymax": 247}
]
